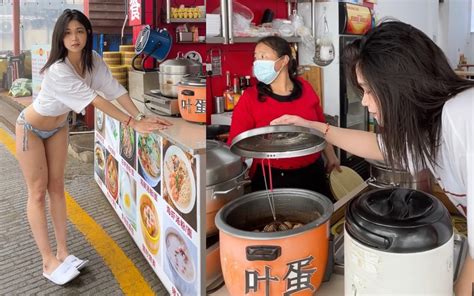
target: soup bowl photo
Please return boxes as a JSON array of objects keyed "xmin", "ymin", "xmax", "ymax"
[{"xmin": 139, "ymin": 193, "xmax": 160, "ymax": 254}]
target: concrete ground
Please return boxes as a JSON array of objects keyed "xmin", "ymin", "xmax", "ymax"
[{"xmin": 0, "ymin": 95, "xmax": 168, "ymax": 295}]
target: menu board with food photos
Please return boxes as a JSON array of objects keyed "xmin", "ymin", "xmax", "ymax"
[{"xmin": 94, "ymin": 109, "xmax": 203, "ymax": 295}]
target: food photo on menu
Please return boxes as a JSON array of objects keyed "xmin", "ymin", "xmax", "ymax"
[
  {"xmin": 120, "ymin": 122, "xmax": 136, "ymax": 169},
  {"xmin": 137, "ymin": 133, "xmax": 162, "ymax": 194},
  {"xmin": 94, "ymin": 141, "xmax": 106, "ymax": 184},
  {"xmin": 137, "ymin": 183, "xmax": 162, "ymax": 263},
  {"xmin": 162, "ymin": 139, "xmax": 197, "ymax": 231},
  {"xmin": 119, "ymin": 166, "xmax": 137, "ymax": 230},
  {"xmin": 105, "ymin": 114, "xmax": 120, "ymax": 153},
  {"xmin": 162, "ymin": 214, "xmax": 197, "ymax": 296},
  {"xmin": 95, "ymin": 109, "xmax": 105, "ymax": 137},
  {"xmin": 105, "ymin": 154, "xmax": 119, "ymax": 203}
]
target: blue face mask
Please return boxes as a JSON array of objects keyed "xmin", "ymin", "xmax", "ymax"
[{"xmin": 253, "ymin": 58, "xmax": 282, "ymax": 85}]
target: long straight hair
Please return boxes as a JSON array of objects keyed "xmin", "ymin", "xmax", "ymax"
[
  {"xmin": 256, "ymin": 36, "xmax": 299, "ymax": 102},
  {"xmin": 343, "ymin": 21, "xmax": 474, "ymax": 172},
  {"xmin": 41, "ymin": 9, "xmax": 93, "ymax": 75}
]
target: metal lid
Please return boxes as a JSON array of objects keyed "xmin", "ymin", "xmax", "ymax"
[
  {"xmin": 206, "ymin": 140, "xmax": 244, "ymax": 186},
  {"xmin": 230, "ymin": 125, "xmax": 326, "ymax": 159},
  {"xmin": 345, "ymin": 188, "xmax": 453, "ymax": 253},
  {"xmin": 179, "ymin": 77, "xmax": 206, "ymax": 87},
  {"xmin": 159, "ymin": 56, "xmax": 202, "ymax": 74}
]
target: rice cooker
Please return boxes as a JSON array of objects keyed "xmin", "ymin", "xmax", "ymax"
[{"xmin": 344, "ymin": 188, "xmax": 453, "ymax": 295}]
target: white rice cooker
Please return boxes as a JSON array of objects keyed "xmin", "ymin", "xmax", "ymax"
[{"xmin": 344, "ymin": 188, "xmax": 453, "ymax": 295}]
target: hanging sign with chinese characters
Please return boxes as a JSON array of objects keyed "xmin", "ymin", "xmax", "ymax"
[{"xmin": 128, "ymin": 0, "xmax": 143, "ymax": 26}]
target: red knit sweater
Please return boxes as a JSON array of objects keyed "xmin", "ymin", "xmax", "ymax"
[{"xmin": 227, "ymin": 77, "xmax": 326, "ymax": 170}]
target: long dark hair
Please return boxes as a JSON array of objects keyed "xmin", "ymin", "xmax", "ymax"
[
  {"xmin": 41, "ymin": 9, "xmax": 93, "ymax": 75},
  {"xmin": 256, "ymin": 36, "xmax": 299, "ymax": 102},
  {"xmin": 343, "ymin": 21, "xmax": 474, "ymax": 172}
]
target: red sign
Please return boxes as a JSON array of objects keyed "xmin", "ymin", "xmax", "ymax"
[{"xmin": 129, "ymin": 0, "xmax": 143, "ymax": 26}]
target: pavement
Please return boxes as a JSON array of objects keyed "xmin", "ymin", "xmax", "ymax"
[{"xmin": 0, "ymin": 94, "xmax": 168, "ymax": 295}]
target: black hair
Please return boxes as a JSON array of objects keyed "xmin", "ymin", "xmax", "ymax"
[
  {"xmin": 41, "ymin": 9, "xmax": 93, "ymax": 75},
  {"xmin": 343, "ymin": 20, "xmax": 474, "ymax": 172},
  {"xmin": 255, "ymin": 36, "xmax": 299, "ymax": 102}
]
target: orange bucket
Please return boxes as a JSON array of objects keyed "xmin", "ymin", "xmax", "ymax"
[{"xmin": 215, "ymin": 189, "xmax": 333, "ymax": 296}]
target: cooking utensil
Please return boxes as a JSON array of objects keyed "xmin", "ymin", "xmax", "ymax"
[
  {"xmin": 215, "ymin": 188, "xmax": 333, "ymax": 296},
  {"xmin": 158, "ymin": 53, "xmax": 202, "ymax": 97},
  {"xmin": 206, "ymin": 140, "xmax": 248, "ymax": 236},
  {"xmin": 261, "ymin": 159, "xmax": 277, "ymax": 222},
  {"xmin": 177, "ymin": 77, "xmax": 206, "ymax": 123},
  {"xmin": 345, "ymin": 188, "xmax": 453, "ymax": 295},
  {"xmin": 230, "ymin": 125, "xmax": 326, "ymax": 159},
  {"xmin": 365, "ymin": 158, "xmax": 432, "ymax": 191}
]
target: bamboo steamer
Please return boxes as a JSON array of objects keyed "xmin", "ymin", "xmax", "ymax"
[
  {"xmin": 103, "ymin": 58, "xmax": 122, "ymax": 66},
  {"xmin": 108, "ymin": 65, "xmax": 128, "ymax": 73},
  {"xmin": 119, "ymin": 45, "xmax": 135, "ymax": 52},
  {"xmin": 122, "ymin": 52, "xmax": 137, "ymax": 59},
  {"xmin": 103, "ymin": 51, "xmax": 122, "ymax": 59},
  {"xmin": 112, "ymin": 71, "xmax": 127, "ymax": 80}
]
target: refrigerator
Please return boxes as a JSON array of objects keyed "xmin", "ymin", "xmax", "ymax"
[{"xmin": 299, "ymin": 1, "xmax": 373, "ymax": 178}]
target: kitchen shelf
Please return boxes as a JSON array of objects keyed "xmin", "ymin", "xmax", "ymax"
[
  {"xmin": 206, "ymin": 36, "xmax": 226, "ymax": 44},
  {"xmin": 170, "ymin": 18, "xmax": 206, "ymax": 23},
  {"xmin": 232, "ymin": 36, "xmax": 302, "ymax": 43}
]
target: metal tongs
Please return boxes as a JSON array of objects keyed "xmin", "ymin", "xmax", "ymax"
[{"xmin": 261, "ymin": 159, "xmax": 277, "ymax": 221}]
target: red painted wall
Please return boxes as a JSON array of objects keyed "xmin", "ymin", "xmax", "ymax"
[{"xmin": 205, "ymin": 0, "xmax": 291, "ymax": 120}]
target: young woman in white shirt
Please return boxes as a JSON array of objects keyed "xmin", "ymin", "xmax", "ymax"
[
  {"xmin": 15, "ymin": 9, "xmax": 171, "ymax": 285},
  {"xmin": 272, "ymin": 21, "xmax": 474, "ymax": 294}
]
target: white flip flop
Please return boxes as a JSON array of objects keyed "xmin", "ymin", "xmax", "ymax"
[
  {"xmin": 43, "ymin": 261, "xmax": 80, "ymax": 285},
  {"xmin": 63, "ymin": 255, "xmax": 89, "ymax": 271}
]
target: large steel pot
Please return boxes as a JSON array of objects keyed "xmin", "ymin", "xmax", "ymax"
[
  {"xmin": 206, "ymin": 140, "xmax": 248, "ymax": 236},
  {"xmin": 215, "ymin": 189, "xmax": 333, "ymax": 296},
  {"xmin": 159, "ymin": 55, "xmax": 202, "ymax": 97},
  {"xmin": 365, "ymin": 158, "xmax": 432, "ymax": 192}
]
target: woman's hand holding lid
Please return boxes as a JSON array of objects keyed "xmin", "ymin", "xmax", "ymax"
[{"xmin": 270, "ymin": 114, "xmax": 311, "ymax": 128}]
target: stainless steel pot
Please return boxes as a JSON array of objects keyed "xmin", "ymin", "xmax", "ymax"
[
  {"xmin": 206, "ymin": 140, "xmax": 248, "ymax": 236},
  {"xmin": 206, "ymin": 166, "xmax": 249, "ymax": 235},
  {"xmin": 365, "ymin": 158, "xmax": 431, "ymax": 192},
  {"xmin": 159, "ymin": 55, "xmax": 202, "ymax": 97}
]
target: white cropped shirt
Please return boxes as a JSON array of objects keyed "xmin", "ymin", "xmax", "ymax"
[{"xmin": 33, "ymin": 51, "xmax": 127, "ymax": 116}]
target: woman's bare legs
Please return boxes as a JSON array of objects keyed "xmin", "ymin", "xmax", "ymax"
[
  {"xmin": 44, "ymin": 125, "xmax": 69, "ymax": 261},
  {"xmin": 15, "ymin": 124, "xmax": 62, "ymax": 275}
]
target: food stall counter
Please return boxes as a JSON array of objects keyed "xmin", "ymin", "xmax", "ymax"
[
  {"xmin": 93, "ymin": 108, "xmax": 207, "ymax": 295},
  {"xmin": 143, "ymin": 109, "xmax": 206, "ymax": 155}
]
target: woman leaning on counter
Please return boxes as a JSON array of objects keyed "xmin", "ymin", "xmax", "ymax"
[
  {"xmin": 272, "ymin": 21, "xmax": 474, "ymax": 294},
  {"xmin": 15, "ymin": 9, "xmax": 171, "ymax": 285},
  {"xmin": 227, "ymin": 36, "xmax": 340, "ymax": 199}
]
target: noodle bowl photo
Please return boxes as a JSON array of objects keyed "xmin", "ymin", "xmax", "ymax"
[
  {"xmin": 138, "ymin": 134, "xmax": 161, "ymax": 187},
  {"xmin": 164, "ymin": 145, "xmax": 196, "ymax": 214},
  {"xmin": 120, "ymin": 124, "xmax": 135, "ymax": 164}
]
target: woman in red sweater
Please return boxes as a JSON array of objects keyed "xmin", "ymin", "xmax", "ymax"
[{"xmin": 227, "ymin": 36, "xmax": 340, "ymax": 198}]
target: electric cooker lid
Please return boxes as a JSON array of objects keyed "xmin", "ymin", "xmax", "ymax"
[
  {"xmin": 230, "ymin": 125, "xmax": 326, "ymax": 159},
  {"xmin": 345, "ymin": 188, "xmax": 453, "ymax": 253}
]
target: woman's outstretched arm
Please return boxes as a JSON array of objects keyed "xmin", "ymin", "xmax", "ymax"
[
  {"xmin": 91, "ymin": 95, "xmax": 170, "ymax": 133},
  {"xmin": 271, "ymin": 114, "xmax": 384, "ymax": 161}
]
